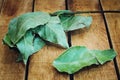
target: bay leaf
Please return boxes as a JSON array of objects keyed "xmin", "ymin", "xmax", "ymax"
[
  {"xmin": 36, "ymin": 16, "xmax": 69, "ymax": 48},
  {"xmin": 7, "ymin": 12, "xmax": 50, "ymax": 44},
  {"xmin": 92, "ymin": 49, "xmax": 116, "ymax": 64},
  {"xmin": 52, "ymin": 10, "xmax": 92, "ymax": 31},
  {"xmin": 3, "ymin": 34, "xmax": 14, "ymax": 47},
  {"xmin": 16, "ymin": 31, "xmax": 45, "ymax": 64},
  {"xmin": 52, "ymin": 10, "xmax": 73, "ymax": 16},
  {"xmin": 65, "ymin": 16, "xmax": 92, "ymax": 31},
  {"xmin": 53, "ymin": 46, "xmax": 116, "ymax": 74}
]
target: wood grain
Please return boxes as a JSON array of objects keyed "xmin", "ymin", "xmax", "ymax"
[
  {"xmin": 0, "ymin": 0, "xmax": 3, "ymax": 12},
  {"xmin": 71, "ymin": 13, "xmax": 117, "ymax": 80},
  {"xmin": 68, "ymin": 0, "xmax": 100, "ymax": 11},
  {"xmin": 28, "ymin": 46, "xmax": 69, "ymax": 80},
  {"xmin": 105, "ymin": 13, "xmax": 120, "ymax": 69},
  {"xmin": 0, "ymin": 0, "xmax": 33, "ymax": 80},
  {"xmin": 34, "ymin": 0, "xmax": 65, "ymax": 13},
  {"xmin": 101, "ymin": 0, "xmax": 120, "ymax": 10},
  {"xmin": 28, "ymin": 0, "xmax": 69, "ymax": 80},
  {"xmin": 68, "ymin": 1, "xmax": 118, "ymax": 80}
]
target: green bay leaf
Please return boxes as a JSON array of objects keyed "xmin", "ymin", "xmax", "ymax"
[
  {"xmin": 3, "ymin": 34, "xmax": 14, "ymax": 47},
  {"xmin": 53, "ymin": 10, "xmax": 92, "ymax": 31},
  {"xmin": 52, "ymin": 10, "xmax": 73, "ymax": 16},
  {"xmin": 66, "ymin": 16, "xmax": 92, "ymax": 31},
  {"xmin": 16, "ymin": 31, "xmax": 45, "ymax": 64},
  {"xmin": 8, "ymin": 12, "xmax": 50, "ymax": 44},
  {"xmin": 36, "ymin": 16, "xmax": 69, "ymax": 48},
  {"xmin": 92, "ymin": 49, "xmax": 116, "ymax": 64},
  {"xmin": 53, "ymin": 46, "xmax": 116, "ymax": 74}
]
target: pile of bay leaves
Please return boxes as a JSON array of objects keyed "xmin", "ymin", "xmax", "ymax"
[{"xmin": 3, "ymin": 10, "xmax": 116, "ymax": 74}]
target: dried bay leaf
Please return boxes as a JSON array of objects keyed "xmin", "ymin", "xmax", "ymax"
[
  {"xmin": 52, "ymin": 10, "xmax": 92, "ymax": 31},
  {"xmin": 16, "ymin": 31, "xmax": 45, "ymax": 64},
  {"xmin": 53, "ymin": 46, "xmax": 116, "ymax": 74},
  {"xmin": 7, "ymin": 12, "xmax": 50, "ymax": 44},
  {"xmin": 36, "ymin": 16, "xmax": 69, "ymax": 48}
]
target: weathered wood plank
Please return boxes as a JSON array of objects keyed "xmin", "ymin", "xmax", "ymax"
[
  {"xmin": 101, "ymin": 0, "xmax": 120, "ymax": 10},
  {"xmin": 0, "ymin": 0, "xmax": 4, "ymax": 12},
  {"xmin": 28, "ymin": 46, "xmax": 69, "ymax": 80},
  {"xmin": 0, "ymin": 0, "xmax": 33, "ymax": 80},
  {"xmin": 68, "ymin": 1, "xmax": 117, "ymax": 80},
  {"xmin": 34, "ymin": 0, "xmax": 65, "ymax": 13},
  {"xmin": 68, "ymin": 0, "xmax": 100, "ymax": 11},
  {"xmin": 1, "ymin": 0, "xmax": 32, "ymax": 17},
  {"xmin": 71, "ymin": 13, "xmax": 117, "ymax": 80},
  {"xmin": 28, "ymin": 0, "xmax": 69, "ymax": 80},
  {"xmin": 105, "ymin": 13, "xmax": 120, "ymax": 69}
]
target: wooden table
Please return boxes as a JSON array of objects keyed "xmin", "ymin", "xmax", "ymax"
[{"xmin": 0, "ymin": 0, "xmax": 120, "ymax": 80}]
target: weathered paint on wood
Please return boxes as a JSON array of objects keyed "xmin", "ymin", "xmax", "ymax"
[
  {"xmin": 105, "ymin": 13, "xmax": 120, "ymax": 69},
  {"xmin": 0, "ymin": 0, "xmax": 33, "ymax": 80},
  {"xmin": 28, "ymin": 0, "xmax": 69, "ymax": 80}
]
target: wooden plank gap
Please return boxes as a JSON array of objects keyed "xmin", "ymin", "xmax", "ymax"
[
  {"xmin": 99, "ymin": 0, "xmax": 120, "ymax": 80},
  {"xmin": 73, "ymin": 11, "xmax": 120, "ymax": 14},
  {"xmin": 24, "ymin": 0, "xmax": 36, "ymax": 80},
  {"xmin": 32, "ymin": 0, "xmax": 35, "ymax": 12},
  {"xmin": 28, "ymin": 0, "xmax": 69, "ymax": 80},
  {"xmin": 70, "ymin": 74, "xmax": 74, "ymax": 80},
  {"xmin": 25, "ymin": 58, "xmax": 30, "ymax": 80},
  {"xmin": 51, "ymin": 11, "xmax": 120, "ymax": 15},
  {"xmin": 65, "ymin": 0, "xmax": 74, "ymax": 80},
  {"xmin": 67, "ymin": 31, "xmax": 74, "ymax": 80},
  {"xmin": 65, "ymin": 0, "xmax": 68, "ymax": 10},
  {"xmin": 67, "ymin": 32, "xmax": 72, "ymax": 47}
]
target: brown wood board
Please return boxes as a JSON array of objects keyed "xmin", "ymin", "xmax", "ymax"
[
  {"xmin": 105, "ymin": 13, "xmax": 120, "ymax": 70},
  {"xmin": 67, "ymin": 1, "xmax": 118, "ymax": 79},
  {"xmin": 0, "ymin": 0, "xmax": 3, "ymax": 12},
  {"xmin": 68, "ymin": 0, "xmax": 100, "ymax": 11},
  {"xmin": 101, "ymin": 0, "xmax": 120, "ymax": 11},
  {"xmin": 71, "ymin": 13, "xmax": 117, "ymax": 80},
  {"xmin": 0, "ymin": 0, "xmax": 119, "ymax": 80},
  {"xmin": 28, "ymin": 0, "xmax": 69, "ymax": 80},
  {"xmin": 34, "ymin": 0, "xmax": 65, "ymax": 13},
  {"xmin": 0, "ymin": 0, "xmax": 33, "ymax": 80}
]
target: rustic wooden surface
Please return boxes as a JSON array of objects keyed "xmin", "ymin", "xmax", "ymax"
[
  {"xmin": 0, "ymin": 0, "xmax": 33, "ymax": 80},
  {"xmin": 34, "ymin": 0, "xmax": 65, "ymax": 13},
  {"xmin": 101, "ymin": 0, "xmax": 120, "ymax": 10},
  {"xmin": 0, "ymin": 0, "xmax": 120, "ymax": 80},
  {"xmin": 68, "ymin": 0, "xmax": 100, "ymax": 11},
  {"xmin": 71, "ymin": 13, "xmax": 117, "ymax": 80},
  {"xmin": 105, "ymin": 13, "xmax": 120, "ymax": 69},
  {"xmin": 68, "ymin": 0, "xmax": 118, "ymax": 80},
  {"xmin": 0, "ymin": 0, "xmax": 3, "ymax": 11},
  {"xmin": 28, "ymin": 0, "xmax": 69, "ymax": 80}
]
